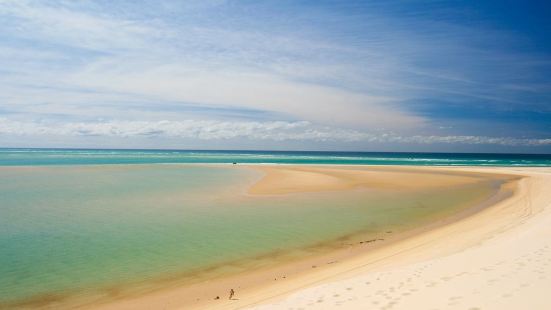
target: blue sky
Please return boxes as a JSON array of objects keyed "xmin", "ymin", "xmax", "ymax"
[{"xmin": 0, "ymin": 0, "xmax": 550, "ymax": 152}]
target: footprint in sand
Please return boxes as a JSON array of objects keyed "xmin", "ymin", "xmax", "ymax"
[{"xmin": 448, "ymin": 297, "xmax": 463, "ymax": 306}]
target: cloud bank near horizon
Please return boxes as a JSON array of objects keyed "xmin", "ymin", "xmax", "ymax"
[{"xmin": 2, "ymin": 118, "xmax": 550, "ymax": 147}]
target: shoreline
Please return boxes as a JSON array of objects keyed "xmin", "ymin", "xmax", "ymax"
[
  {"xmin": 244, "ymin": 166, "xmax": 551, "ymax": 310},
  {"xmin": 87, "ymin": 165, "xmax": 528, "ymax": 310}
]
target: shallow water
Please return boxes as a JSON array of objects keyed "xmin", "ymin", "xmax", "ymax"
[{"xmin": 0, "ymin": 165, "xmax": 501, "ymax": 307}]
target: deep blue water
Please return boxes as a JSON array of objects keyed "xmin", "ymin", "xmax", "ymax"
[{"xmin": 0, "ymin": 148, "xmax": 550, "ymax": 166}]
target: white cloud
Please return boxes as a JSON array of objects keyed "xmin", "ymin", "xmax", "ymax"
[
  {"xmin": 0, "ymin": 0, "xmax": 158, "ymax": 50},
  {"xmin": 1, "ymin": 118, "xmax": 549, "ymax": 146},
  {"xmin": 0, "ymin": 0, "xmax": 426, "ymax": 131},
  {"xmin": 68, "ymin": 63, "xmax": 424, "ymax": 129},
  {"xmin": 394, "ymin": 135, "xmax": 551, "ymax": 147}
]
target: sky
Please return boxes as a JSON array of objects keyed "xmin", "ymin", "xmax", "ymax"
[{"xmin": 0, "ymin": 0, "xmax": 550, "ymax": 153}]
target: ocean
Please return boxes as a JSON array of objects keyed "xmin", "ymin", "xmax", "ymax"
[{"xmin": 0, "ymin": 148, "xmax": 550, "ymax": 166}]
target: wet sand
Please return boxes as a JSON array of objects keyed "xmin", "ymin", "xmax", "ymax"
[
  {"xmin": 84, "ymin": 165, "xmax": 535, "ymax": 310},
  {"xmin": 247, "ymin": 165, "xmax": 498, "ymax": 195}
]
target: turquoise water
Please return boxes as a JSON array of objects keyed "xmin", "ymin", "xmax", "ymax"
[
  {"xmin": 0, "ymin": 164, "xmax": 502, "ymax": 308},
  {"xmin": 0, "ymin": 148, "xmax": 550, "ymax": 166}
]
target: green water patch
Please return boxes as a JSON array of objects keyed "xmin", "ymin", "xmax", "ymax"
[{"xmin": 0, "ymin": 165, "xmax": 503, "ymax": 308}]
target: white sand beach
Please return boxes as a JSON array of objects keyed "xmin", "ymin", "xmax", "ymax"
[{"xmin": 237, "ymin": 167, "xmax": 551, "ymax": 310}]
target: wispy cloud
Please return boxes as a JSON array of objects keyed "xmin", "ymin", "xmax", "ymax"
[
  {"xmin": 0, "ymin": 0, "xmax": 158, "ymax": 50},
  {"xmin": 0, "ymin": 0, "xmax": 425, "ymax": 130}
]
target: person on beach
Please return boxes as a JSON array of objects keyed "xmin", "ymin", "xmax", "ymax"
[{"xmin": 229, "ymin": 288, "xmax": 235, "ymax": 300}]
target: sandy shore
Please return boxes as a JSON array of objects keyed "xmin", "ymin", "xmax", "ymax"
[
  {"xmin": 243, "ymin": 167, "xmax": 551, "ymax": 310},
  {"xmin": 92, "ymin": 166, "xmax": 551, "ymax": 310}
]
